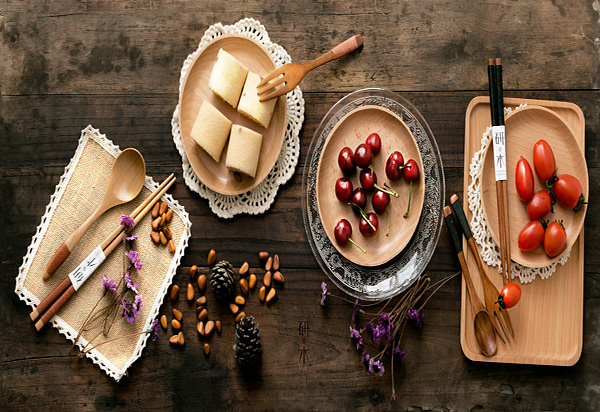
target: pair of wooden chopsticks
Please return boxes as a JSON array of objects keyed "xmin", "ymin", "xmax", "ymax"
[
  {"xmin": 30, "ymin": 174, "xmax": 176, "ymax": 331},
  {"xmin": 487, "ymin": 58, "xmax": 511, "ymax": 285}
]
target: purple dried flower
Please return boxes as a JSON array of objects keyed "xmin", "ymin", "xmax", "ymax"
[
  {"xmin": 124, "ymin": 272, "xmax": 139, "ymax": 295},
  {"xmin": 362, "ymin": 352, "xmax": 371, "ymax": 374},
  {"xmin": 408, "ymin": 308, "xmax": 424, "ymax": 328},
  {"xmin": 370, "ymin": 359, "xmax": 385, "ymax": 376},
  {"xmin": 120, "ymin": 215, "xmax": 135, "ymax": 228},
  {"xmin": 149, "ymin": 318, "xmax": 160, "ymax": 341},
  {"xmin": 350, "ymin": 325, "xmax": 364, "ymax": 350},
  {"xmin": 393, "ymin": 348, "xmax": 406, "ymax": 362},
  {"xmin": 320, "ymin": 282, "xmax": 328, "ymax": 306},
  {"xmin": 352, "ymin": 299, "xmax": 359, "ymax": 322},
  {"xmin": 101, "ymin": 275, "xmax": 117, "ymax": 293},
  {"xmin": 122, "ymin": 300, "xmax": 136, "ymax": 324},
  {"xmin": 126, "ymin": 250, "xmax": 142, "ymax": 272},
  {"xmin": 124, "ymin": 232, "xmax": 138, "ymax": 242},
  {"xmin": 364, "ymin": 322, "xmax": 375, "ymax": 341},
  {"xmin": 132, "ymin": 294, "xmax": 143, "ymax": 318}
]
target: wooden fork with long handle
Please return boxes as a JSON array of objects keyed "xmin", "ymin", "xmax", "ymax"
[{"xmin": 257, "ymin": 34, "xmax": 363, "ymax": 102}]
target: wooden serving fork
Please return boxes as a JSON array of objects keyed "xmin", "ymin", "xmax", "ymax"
[
  {"xmin": 450, "ymin": 194, "xmax": 514, "ymax": 343},
  {"xmin": 257, "ymin": 34, "xmax": 363, "ymax": 102}
]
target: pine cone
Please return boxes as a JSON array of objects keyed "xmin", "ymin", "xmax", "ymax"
[
  {"xmin": 209, "ymin": 260, "xmax": 235, "ymax": 301},
  {"xmin": 234, "ymin": 316, "xmax": 262, "ymax": 367}
]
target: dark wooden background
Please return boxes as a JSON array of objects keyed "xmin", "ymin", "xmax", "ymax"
[{"xmin": 1, "ymin": 1, "xmax": 599, "ymax": 410}]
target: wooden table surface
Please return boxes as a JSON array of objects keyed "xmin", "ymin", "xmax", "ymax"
[{"xmin": 1, "ymin": 1, "xmax": 599, "ymax": 410}]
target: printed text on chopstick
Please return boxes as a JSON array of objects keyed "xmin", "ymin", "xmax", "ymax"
[{"xmin": 492, "ymin": 125, "xmax": 507, "ymax": 181}]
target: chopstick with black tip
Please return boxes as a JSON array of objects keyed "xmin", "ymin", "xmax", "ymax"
[{"xmin": 30, "ymin": 174, "xmax": 176, "ymax": 330}]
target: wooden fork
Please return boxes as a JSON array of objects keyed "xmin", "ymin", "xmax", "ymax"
[
  {"xmin": 450, "ymin": 194, "xmax": 515, "ymax": 343},
  {"xmin": 257, "ymin": 34, "xmax": 363, "ymax": 102}
]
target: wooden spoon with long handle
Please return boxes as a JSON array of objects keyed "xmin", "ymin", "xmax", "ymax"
[
  {"xmin": 42, "ymin": 148, "xmax": 146, "ymax": 281},
  {"xmin": 257, "ymin": 34, "xmax": 363, "ymax": 101}
]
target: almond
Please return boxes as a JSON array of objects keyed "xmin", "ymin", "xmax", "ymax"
[
  {"xmin": 197, "ymin": 321, "xmax": 205, "ymax": 336},
  {"xmin": 265, "ymin": 256, "xmax": 273, "ymax": 271},
  {"xmin": 259, "ymin": 286, "xmax": 266, "ymax": 302},
  {"xmin": 151, "ymin": 216, "xmax": 162, "ymax": 231},
  {"xmin": 205, "ymin": 320, "xmax": 215, "ymax": 337},
  {"xmin": 273, "ymin": 254, "xmax": 280, "ymax": 271},
  {"xmin": 239, "ymin": 278, "xmax": 249, "ymax": 295},
  {"xmin": 196, "ymin": 296, "xmax": 206, "ymax": 306},
  {"xmin": 266, "ymin": 288, "xmax": 277, "ymax": 303},
  {"xmin": 177, "ymin": 331, "xmax": 185, "ymax": 346},
  {"xmin": 168, "ymin": 239, "xmax": 176, "ymax": 253},
  {"xmin": 235, "ymin": 296, "xmax": 245, "ymax": 306},
  {"xmin": 151, "ymin": 202, "xmax": 160, "ymax": 219},
  {"xmin": 198, "ymin": 308, "xmax": 208, "ymax": 321},
  {"xmin": 239, "ymin": 262, "xmax": 249, "ymax": 276},
  {"xmin": 159, "ymin": 230, "xmax": 167, "ymax": 245},
  {"xmin": 263, "ymin": 271, "xmax": 272, "ymax": 288},
  {"xmin": 170, "ymin": 285, "xmax": 179, "ymax": 302},
  {"xmin": 166, "ymin": 208, "xmax": 173, "ymax": 222},
  {"xmin": 159, "ymin": 201, "xmax": 168, "ymax": 216},
  {"xmin": 204, "ymin": 343, "xmax": 210, "ymax": 356},
  {"xmin": 207, "ymin": 249, "xmax": 216, "ymax": 265},
  {"xmin": 169, "ymin": 335, "xmax": 179, "ymax": 344},
  {"xmin": 273, "ymin": 271, "xmax": 284, "ymax": 284},
  {"xmin": 235, "ymin": 311, "xmax": 246, "ymax": 323},
  {"xmin": 171, "ymin": 319, "xmax": 181, "ymax": 330},
  {"xmin": 186, "ymin": 283, "xmax": 194, "ymax": 301},
  {"xmin": 172, "ymin": 308, "xmax": 183, "ymax": 322},
  {"xmin": 249, "ymin": 274, "xmax": 257, "ymax": 290},
  {"xmin": 150, "ymin": 231, "xmax": 161, "ymax": 245},
  {"xmin": 229, "ymin": 303, "xmax": 239, "ymax": 315},
  {"xmin": 215, "ymin": 320, "xmax": 222, "ymax": 334},
  {"xmin": 259, "ymin": 252, "xmax": 269, "ymax": 263},
  {"xmin": 163, "ymin": 226, "xmax": 173, "ymax": 240},
  {"xmin": 160, "ymin": 315, "xmax": 168, "ymax": 330},
  {"xmin": 190, "ymin": 265, "xmax": 198, "ymax": 279},
  {"xmin": 197, "ymin": 275, "xmax": 207, "ymax": 293}
]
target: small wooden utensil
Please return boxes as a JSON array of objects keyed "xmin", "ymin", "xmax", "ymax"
[
  {"xmin": 43, "ymin": 148, "xmax": 146, "ymax": 281},
  {"xmin": 31, "ymin": 174, "xmax": 176, "ymax": 330},
  {"xmin": 444, "ymin": 206, "xmax": 497, "ymax": 357},
  {"xmin": 450, "ymin": 194, "xmax": 514, "ymax": 342},
  {"xmin": 257, "ymin": 34, "xmax": 363, "ymax": 101}
]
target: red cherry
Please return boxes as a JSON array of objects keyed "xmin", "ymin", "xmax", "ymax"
[
  {"xmin": 354, "ymin": 144, "xmax": 373, "ymax": 169},
  {"xmin": 338, "ymin": 147, "xmax": 356, "ymax": 176},
  {"xmin": 359, "ymin": 212, "xmax": 379, "ymax": 237},
  {"xmin": 335, "ymin": 177, "xmax": 353, "ymax": 203},
  {"xmin": 372, "ymin": 190, "xmax": 390, "ymax": 215},
  {"xmin": 359, "ymin": 169, "xmax": 377, "ymax": 192},
  {"xmin": 334, "ymin": 219, "xmax": 366, "ymax": 252},
  {"xmin": 385, "ymin": 151, "xmax": 405, "ymax": 181},
  {"xmin": 365, "ymin": 133, "xmax": 381, "ymax": 155},
  {"xmin": 350, "ymin": 187, "xmax": 367, "ymax": 215},
  {"xmin": 403, "ymin": 159, "xmax": 419, "ymax": 182}
]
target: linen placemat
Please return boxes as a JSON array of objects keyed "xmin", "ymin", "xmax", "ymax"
[{"xmin": 15, "ymin": 125, "xmax": 192, "ymax": 381}]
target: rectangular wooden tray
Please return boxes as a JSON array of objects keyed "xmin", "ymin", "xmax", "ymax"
[{"xmin": 461, "ymin": 96, "xmax": 584, "ymax": 366}]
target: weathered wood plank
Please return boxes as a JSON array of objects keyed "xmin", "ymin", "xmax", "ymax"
[{"xmin": 1, "ymin": 0, "xmax": 599, "ymax": 96}]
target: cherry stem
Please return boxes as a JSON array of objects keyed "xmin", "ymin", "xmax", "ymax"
[
  {"xmin": 348, "ymin": 203, "xmax": 376, "ymax": 231},
  {"xmin": 404, "ymin": 180, "xmax": 413, "ymax": 218},
  {"xmin": 348, "ymin": 237, "xmax": 366, "ymax": 253},
  {"xmin": 373, "ymin": 182, "xmax": 398, "ymax": 197},
  {"xmin": 385, "ymin": 209, "xmax": 390, "ymax": 236}
]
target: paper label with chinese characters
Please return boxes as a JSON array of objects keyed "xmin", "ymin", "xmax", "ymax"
[
  {"xmin": 491, "ymin": 125, "xmax": 507, "ymax": 181},
  {"xmin": 68, "ymin": 245, "xmax": 106, "ymax": 291}
]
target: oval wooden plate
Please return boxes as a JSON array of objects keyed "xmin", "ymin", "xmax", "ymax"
[
  {"xmin": 481, "ymin": 105, "xmax": 588, "ymax": 268},
  {"xmin": 178, "ymin": 34, "xmax": 287, "ymax": 195},
  {"xmin": 316, "ymin": 105, "xmax": 425, "ymax": 267}
]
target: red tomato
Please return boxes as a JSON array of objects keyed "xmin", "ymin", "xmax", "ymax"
[
  {"xmin": 553, "ymin": 174, "xmax": 584, "ymax": 210},
  {"xmin": 497, "ymin": 283, "xmax": 521, "ymax": 309},
  {"xmin": 527, "ymin": 190, "xmax": 552, "ymax": 220},
  {"xmin": 515, "ymin": 156, "xmax": 534, "ymax": 201},
  {"xmin": 544, "ymin": 221, "xmax": 567, "ymax": 257},
  {"xmin": 518, "ymin": 220, "xmax": 545, "ymax": 252},
  {"xmin": 533, "ymin": 140, "xmax": 556, "ymax": 183}
]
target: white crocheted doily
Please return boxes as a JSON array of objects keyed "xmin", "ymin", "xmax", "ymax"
[
  {"xmin": 15, "ymin": 126, "xmax": 192, "ymax": 381},
  {"xmin": 467, "ymin": 105, "xmax": 570, "ymax": 284},
  {"xmin": 171, "ymin": 18, "xmax": 304, "ymax": 219}
]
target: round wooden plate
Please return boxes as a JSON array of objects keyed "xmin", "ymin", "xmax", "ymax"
[
  {"xmin": 481, "ymin": 105, "xmax": 588, "ymax": 268},
  {"xmin": 178, "ymin": 34, "xmax": 287, "ymax": 195},
  {"xmin": 316, "ymin": 105, "xmax": 425, "ymax": 267}
]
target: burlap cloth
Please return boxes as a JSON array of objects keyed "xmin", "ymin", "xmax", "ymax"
[{"xmin": 15, "ymin": 125, "xmax": 192, "ymax": 381}]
